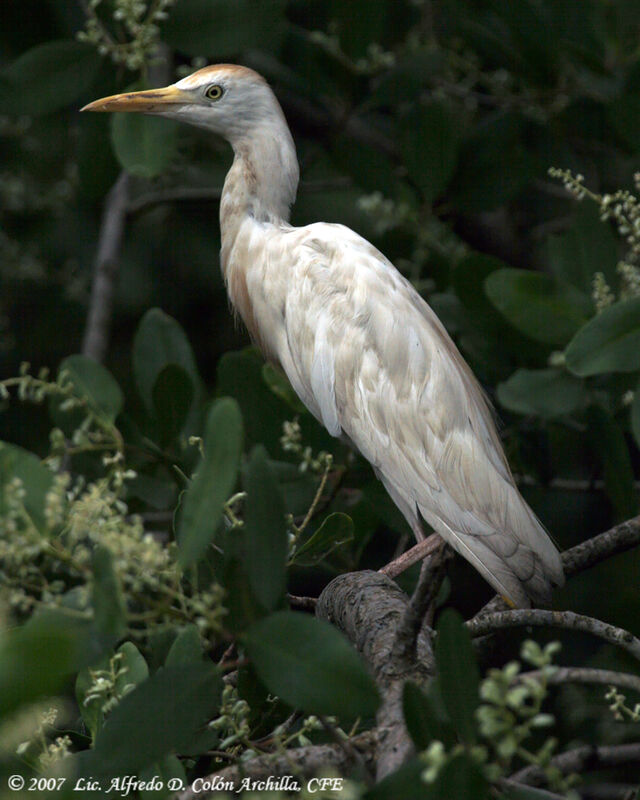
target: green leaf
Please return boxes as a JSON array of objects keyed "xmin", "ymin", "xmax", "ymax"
[
  {"xmin": 162, "ymin": 0, "xmax": 287, "ymax": 57},
  {"xmin": 0, "ymin": 40, "xmax": 101, "ymax": 116},
  {"xmin": 0, "ymin": 615, "xmax": 90, "ymax": 716},
  {"xmin": 435, "ymin": 609, "xmax": 479, "ymax": 743},
  {"xmin": 453, "ymin": 254, "xmax": 514, "ymax": 335},
  {"xmin": 365, "ymin": 752, "xmax": 489, "ymax": 800},
  {"xmin": 125, "ymin": 474, "xmax": 177, "ymax": 510},
  {"xmin": 243, "ymin": 446, "xmax": 288, "ymax": 610},
  {"xmin": 497, "ymin": 368, "xmax": 587, "ymax": 418},
  {"xmin": 165, "ymin": 625, "xmax": 203, "ymax": 667},
  {"xmin": 59, "ymin": 354, "xmax": 124, "ymax": 422},
  {"xmin": 546, "ymin": 203, "xmax": 618, "ymax": 293},
  {"xmin": 140, "ymin": 755, "xmax": 187, "ymax": 800},
  {"xmin": 76, "ymin": 662, "xmax": 105, "ymax": 741},
  {"xmin": 485, "ymin": 269, "xmax": 592, "ymax": 345},
  {"xmin": 268, "ymin": 460, "xmax": 319, "ymax": 518},
  {"xmin": 431, "ymin": 753, "xmax": 490, "ymax": 799},
  {"xmin": 362, "ymin": 481, "xmax": 412, "ymax": 537},
  {"xmin": 565, "ymin": 297, "xmax": 640, "ymax": 376},
  {"xmin": 217, "ymin": 348, "xmax": 296, "ymax": 454},
  {"xmin": 0, "ymin": 441, "xmax": 54, "ymax": 533},
  {"xmin": 116, "ymin": 642, "xmax": 150, "ymax": 691},
  {"xmin": 400, "ymin": 102, "xmax": 458, "ymax": 203},
  {"xmin": 330, "ymin": 134, "xmax": 400, "ymax": 196},
  {"xmin": 291, "ymin": 512, "xmax": 354, "ymax": 566},
  {"xmin": 364, "ymin": 758, "xmax": 426, "ymax": 800},
  {"xmin": 91, "ymin": 546, "xmax": 127, "ymax": 646},
  {"xmin": 133, "ymin": 308, "xmax": 200, "ymax": 413},
  {"xmin": 75, "ymin": 642, "xmax": 148, "ymax": 741},
  {"xmin": 178, "ymin": 398, "xmax": 243, "ymax": 567},
  {"xmin": 111, "ymin": 101, "xmax": 179, "ymax": 178},
  {"xmin": 243, "ymin": 611, "xmax": 380, "ymax": 719},
  {"xmin": 262, "ymin": 363, "xmax": 307, "ymax": 413},
  {"xmin": 402, "ymin": 681, "xmax": 454, "ymax": 750},
  {"xmin": 328, "ymin": 0, "xmax": 397, "ymax": 59},
  {"xmin": 84, "ymin": 663, "xmax": 222, "ymax": 776},
  {"xmin": 152, "ymin": 364, "xmax": 195, "ymax": 444},
  {"xmin": 608, "ymin": 93, "xmax": 640, "ymax": 153},
  {"xmin": 450, "ymin": 112, "xmax": 536, "ymax": 212},
  {"xmin": 219, "ymin": 539, "xmax": 267, "ymax": 634},
  {"xmin": 586, "ymin": 405, "xmax": 637, "ymax": 520}
]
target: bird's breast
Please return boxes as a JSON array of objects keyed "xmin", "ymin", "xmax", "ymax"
[{"xmin": 221, "ymin": 220, "xmax": 288, "ymax": 365}]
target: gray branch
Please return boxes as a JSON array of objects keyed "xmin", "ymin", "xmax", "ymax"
[
  {"xmin": 173, "ymin": 731, "xmax": 378, "ymax": 800},
  {"xmin": 467, "ymin": 609, "xmax": 640, "ymax": 663},
  {"xmin": 81, "ymin": 44, "xmax": 172, "ymax": 363},
  {"xmin": 511, "ymin": 742, "xmax": 640, "ymax": 787},
  {"xmin": 518, "ymin": 667, "xmax": 640, "ymax": 695},
  {"xmin": 81, "ymin": 171, "xmax": 130, "ymax": 362},
  {"xmin": 472, "ymin": 514, "xmax": 640, "ymax": 622},
  {"xmin": 316, "ymin": 570, "xmax": 433, "ymax": 781},
  {"xmin": 561, "ymin": 514, "xmax": 640, "ymax": 579},
  {"xmin": 393, "ymin": 544, "xmax": 451, "ymax": 662}
]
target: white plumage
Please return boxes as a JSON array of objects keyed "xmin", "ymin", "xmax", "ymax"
[{"xmin": 84, "ymin": 64, "xmax": 565, "ymax": 608}]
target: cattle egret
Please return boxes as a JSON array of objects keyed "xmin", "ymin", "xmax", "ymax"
[{"xmin": 83, "ymin": 65, "xmax": 564, "ymax": 608}]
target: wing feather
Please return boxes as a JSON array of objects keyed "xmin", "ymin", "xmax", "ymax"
[{"xmin": 258, "ymin": 222, "xmax": 563, "ymax": 607}]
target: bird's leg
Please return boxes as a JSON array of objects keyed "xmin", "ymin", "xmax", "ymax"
[{"xmin": 378, "ymin": 532, "xmax": 442, "ymax": 579}]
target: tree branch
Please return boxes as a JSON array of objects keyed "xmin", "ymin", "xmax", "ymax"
[
  {"xmin": 517, "ymin": 667, "xmax": 640, "ymax": 695},
  {"xmin": 379, "ymin": 532, "xmax": 441, "ymax": 578},
  {"xmin": 472, "ymin": 515, "xmax": 640, "ymax": 622},
  {"xmin": 393, "ymin": 544, "xmax": 451, "ymax": 662},
  {"xmin": 561, "ymin": 515, "xmax": 640, "ymax": 579},
  {"xmin": 81, "ymin": 45, "xmax": 172, "ymax": 363},
  {"xmin": 510, "ymin": 742, "xmax": 640, "ymax": 787},
  {"xmin": 81, "ymin": 171, "xmax": 130, "ymax": 362},
  {"xmin": 498, "ymin": 778, "xmax": 566, "ymax": 799},
  {"xmin": 467, "ymin": 609, "xmax": 640, "ymax": 663},
  {"xmin": 316, "ymin": 570, "xmax": 433, "ymax": 780},
  {"xmin": 173, "ymin": 731, "xmax": 378, "ymax": 800},
  {"xmin": 580, "ymin": 784, "xmax": 639, "ymax": 800}
]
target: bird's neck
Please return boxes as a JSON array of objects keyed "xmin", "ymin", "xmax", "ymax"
[{"xmin": 220, "ymin": 118, "xmax": 299, "ymax": 270}]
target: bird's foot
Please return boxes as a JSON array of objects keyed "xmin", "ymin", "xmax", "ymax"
[{"xmin": 379, "ymin": 532, "xmax": 442, "ymax": 579}]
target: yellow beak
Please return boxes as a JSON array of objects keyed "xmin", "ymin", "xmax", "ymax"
[{"xmin": 81, "ymin": 85, "xmax": 190, "ymax": 113}]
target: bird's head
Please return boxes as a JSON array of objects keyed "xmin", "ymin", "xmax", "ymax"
[{"xmin": 82, "ymin": 64, "xmax": 282, "ymax": 145}]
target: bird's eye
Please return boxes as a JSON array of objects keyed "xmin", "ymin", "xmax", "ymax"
[{"xmin": 205, "ymin": 85, "xmax": 224, "ymax": 101}]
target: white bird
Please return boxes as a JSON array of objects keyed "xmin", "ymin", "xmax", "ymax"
[{"xmin": 83, "ymin": 64, "xmax": 564, "ymax": 608}]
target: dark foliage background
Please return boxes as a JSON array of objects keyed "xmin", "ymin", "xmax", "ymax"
[{"xmin": 1, "ymin": 1, "xmax": 640, "ymax": 798}]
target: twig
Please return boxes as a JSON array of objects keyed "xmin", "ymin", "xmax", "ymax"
[
  {"xmin": 580, "ymin": 785, "xmax": 640, "ymax": 800},
  {"xmin": 81, "ymin": 171, "xmax": 130, "ymax": 362},
  {"xmin": 517, "ymin": 667, "xmax": 640, "ymax": 695},
  {"xmin": 498, "ymin": 778, "xmax": 566, "ymax": 799},
  {"xmin": 394, "ymin": 544, "xmax": 451, "ymax": 663},
  {"xmin": 510, "ymin": 742, "xmax": 640, "ymax": 788},
  {"xmin": 217, "ymin": 642, "xmax": 235, "ymax": 668},
  {"xmin": 561, "ymin": 515, "xmax": 640, "ymax": 579},
  {"xmin": 286, "ymin": 593, "xmax": 317, "ymax": 611},
  {"xmin": 173, "ymin": 730, "xmax": 378, "ymax": 800},
  {"xmin": 472, "ymin": 515, "xmax": 640, "ymax": 622},
  {"xmin": 294, "ymin": 455, "xmax": 333, "ymax": 537},
  {"xmin": 379, "ymin": 533, "xmax": 441, "ymax": 578},
  {"xmin": 318, "ymin": 716, "xmax": 373, "ymax": 787},
  {"xmin": 467, "ymin": 609, "xmax": 640, "ymax": 663}
]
